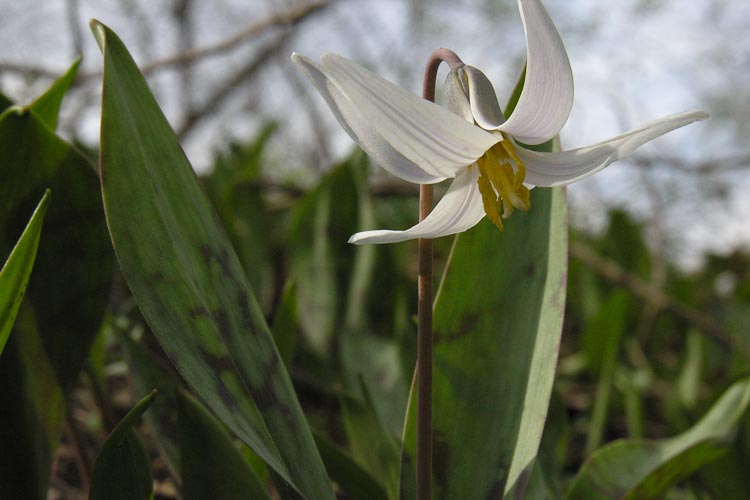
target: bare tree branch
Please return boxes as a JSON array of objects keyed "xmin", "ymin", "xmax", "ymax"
[
  {"xmin": 176, "ymin": 34, "xmax": 290, "ymax": 140},
  {"xmin": 66, "ymin": 0, "xmax": 84, "ymax": 58},
  {"xmin": 0, "ymin": 1, "xmax": 328, "ymax": 81}
]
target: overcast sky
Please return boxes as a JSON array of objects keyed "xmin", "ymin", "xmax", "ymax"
[{"xmin": 1, "ymin": 0, "xmax": 747, "ymax": 267}]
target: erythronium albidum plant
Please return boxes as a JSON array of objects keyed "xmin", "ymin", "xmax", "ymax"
[
  {"xmin": 293, "ymin": 0, "xmax": 706, "ymax": 498},
  {"xmin": 292, "ymin": 0, "xmax": 707, "ymax": 245}
]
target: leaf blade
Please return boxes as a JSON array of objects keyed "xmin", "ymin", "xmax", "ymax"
[
  {"xmin": 92, "ymin": 20, "xmax": 334, "ymax": 499},
  {"xmin": 0, "ymin": 190, "xmax": 50, "ymax": 354},
  {"xmin": 399, "ymin": 186, "xmax": 568, "ymax": 500},
  {"xmin": 89, "ymin": 391, "xmax": 158, "ymax": 500}
]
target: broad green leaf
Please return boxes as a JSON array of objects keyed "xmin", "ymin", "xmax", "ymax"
[
  {"xmin": 203, "ymin": 126, "xmax": 276, "ymax": 312},
  {"xmin": 0, "ymin": 190, "xmax": 50, "ymax": 354},
  {"xmin": 399, "ymin": 186, "xmax": 568, "ymax": 500},
  {"xmin": 91, "ymin": 20, "xmax": 333, "ymax": 500},
  {"xmin": 90, "ymin": 391, "xmax": 157, "ymax": 500},
  {"xmin": 566, "ymin": 377, "xmax": 750, "ymax": 500},
  {"xmin": 29, "ymin": 57, "xmax": 81, "ymax": 130},
  {"xmin": 314, "ymin": 431, "xmax": 389, "ymax": 500},
  {"xmin": 0, "ymin": 66, "xmax": 111, "ymax": 391},
  {"xmin": 0, "ymin": 65, "xmax": 111, "ymax": 499},
  {"xmin": 341, "ymin": 383, "xmax": 401, "ymax": 500},
  {"xmin": 178, "ymin": 390, "xmax": 270, "ymax": 500}
]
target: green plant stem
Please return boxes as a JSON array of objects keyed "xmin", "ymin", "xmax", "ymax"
[{"xmin": 417, "ymin": 48, "xmax": 463, "ymax": 500}]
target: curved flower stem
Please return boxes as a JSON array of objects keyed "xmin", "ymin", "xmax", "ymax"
[{"xmin": 417, "ymin": 48, "xmax": 463, "ymax": 500}]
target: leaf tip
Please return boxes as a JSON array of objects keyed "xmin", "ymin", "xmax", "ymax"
[{"xmin": 89, "ymin": 19, "xmax": 107, "ymax": 52}]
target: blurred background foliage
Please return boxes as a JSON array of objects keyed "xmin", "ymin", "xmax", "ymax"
[{"xmin": 0, "ymin": 0, "xmax": 748, "ymax": 499}]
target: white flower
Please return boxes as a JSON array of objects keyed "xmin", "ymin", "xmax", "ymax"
[{"xmin": 292, "ymin": 0, "xmax": 707, "ymax": 245}]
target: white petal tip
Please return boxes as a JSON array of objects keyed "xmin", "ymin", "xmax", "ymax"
[{"xmin": 695, "ymin": 111, "xmax": 710, "ymax": 121}]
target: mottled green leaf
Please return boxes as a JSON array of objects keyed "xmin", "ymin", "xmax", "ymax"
[
  {"xmin": 566, "ymin": 377, "xmax": 750, "ymax": 499},
  {"xmin": 0, "ymin": 190, "xmax": 49, "ymax": 354},
  {"xmin": 399, "ymin": 186, "xmax": 568, "ymax": 500},
  {"xmin": 178, "ymin": 390, "xmax": 270, "ymax": 500},
  {"xmin": 29, "ymin": 57, "xmax": 81, "ymax": 130},
  {"xmin": 203, "ymin": 127, "xmax": 276, "ymax": 312},
  {"xmin": 90, "ymin": 391, "xmax": 157, "ymax": 500},
  {"xmin": 0, "ymin": 63, "xmax": 111, "ymax": 499},
  {"xmin": 91, "ymin": 20, "xmax": 333, "ymax": 500}
]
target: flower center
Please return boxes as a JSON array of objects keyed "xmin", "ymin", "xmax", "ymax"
[{"xmin": 475, "ymin": 135, "xmax": 531, "ymax": 230}]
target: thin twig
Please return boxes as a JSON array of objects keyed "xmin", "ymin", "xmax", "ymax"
[
  {"xmin": 139, "ymin": 1, "xmax": 327, "ymax": 76},
  {"xmin": 0, "ymin": 1, "xmax": 328, "ymax": 82},
  {"xmin": 176, "ymin": 34, "xmax": 290, "ymax": 140},
  {"xmin": 65, "ymin": 0, "xmax": 84, "ymax": 58}
]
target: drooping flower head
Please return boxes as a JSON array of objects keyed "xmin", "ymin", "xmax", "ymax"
[{"xmin": 292, "ymin": 0, "xmax": 707, "ymax": 244}]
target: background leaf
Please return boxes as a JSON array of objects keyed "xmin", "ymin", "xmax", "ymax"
[
  {"xmin": 399, "ymin": 185, "xmax": 568, "ymax": 500},
  {"xmin": 89, "ymin": 391, "xmax": 157, "ymax": 500},
  {"xmin": 566, "ymin": 377, "xmax": 750, "ymax": 499},
  {"xmin": 92, "ymin": 20, "xmax": 334, "ymax": 499},
  {"xmin": 28, "ymin": 57, "xmax": 81, "ymax": 130},
  {"xmin": 0, "ymin": 61, "xmax": 111, "ymax": 499},
  {"xmin": 178, "ymin": 390, "xmax": 270, "ymax": 500},
  {"xmin": 0, "ymin": 190, "xmax": 49, "ymax": 354}
]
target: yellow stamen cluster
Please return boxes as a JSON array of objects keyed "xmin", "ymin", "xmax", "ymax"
[{"xmin": 475, "ymin": 136, "xmax": 531, "ymax": 230}]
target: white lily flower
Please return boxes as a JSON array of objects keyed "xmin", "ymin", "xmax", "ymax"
[{"xmin": 292, "ymin": 0, "xmax": 708, "ymax": 245}]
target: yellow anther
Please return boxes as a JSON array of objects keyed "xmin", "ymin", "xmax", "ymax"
[
  {"xmin": 477, "ymin": 161, "xmax": 503, "ymax": 231},
  {"xmin": 475, "ymin": 138, "xmax": 530, "ymax": 231}
]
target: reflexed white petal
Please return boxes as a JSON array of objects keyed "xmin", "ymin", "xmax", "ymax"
[
  {"xmin": 292, "ymin": 53, "xmax": 446, "ymax": 183},
  {"xmin": 464, "ymin": 66, "xmax": 506, "ymax": 130},
  {"xmin": 519, "ymin": 111, "xmax": 709, "ymax": 187},
  {"xmin": 443, "ymin": 69, "xmax": 474, "ymax": 123},
  {"xmin": 318, "ymin": 53, "xmax": 499, "ymax": 178},
  {"xmin": 497, "ymin": 0, "xmax": 574, "ymax": 145},
  {"xmin": 348, "ymin": 167, "xmax": 485, "ymax": 244}
]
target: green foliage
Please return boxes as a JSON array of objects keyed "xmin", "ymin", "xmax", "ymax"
[
  {"xmin": 91, "ymin": 19, "xmax": 333, "ymax": 499},
  {"xmin": 0, "ymin": 17, "xmax": 747, "ymax": 500},
  {"xmin": 0, "ymin": 59, "xmax": 111, "ymax": 500},
  {"xmin": 0, "ymin": 190, "xmax": 49, "ymax": 354},
  {"xmin": 89, "ymin": 391, "xmax": 157, "ymax": 500},
  {"xmin": 399, "ymin": 187, "xmax": 568, "ymax": 500},
  {"xmin": 566, "ymin": 377, "xmax": 750, "ymax": 499},
  {"xmin": 178, "ymin": 390, "xmax": 270, "ymax": 500}
]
